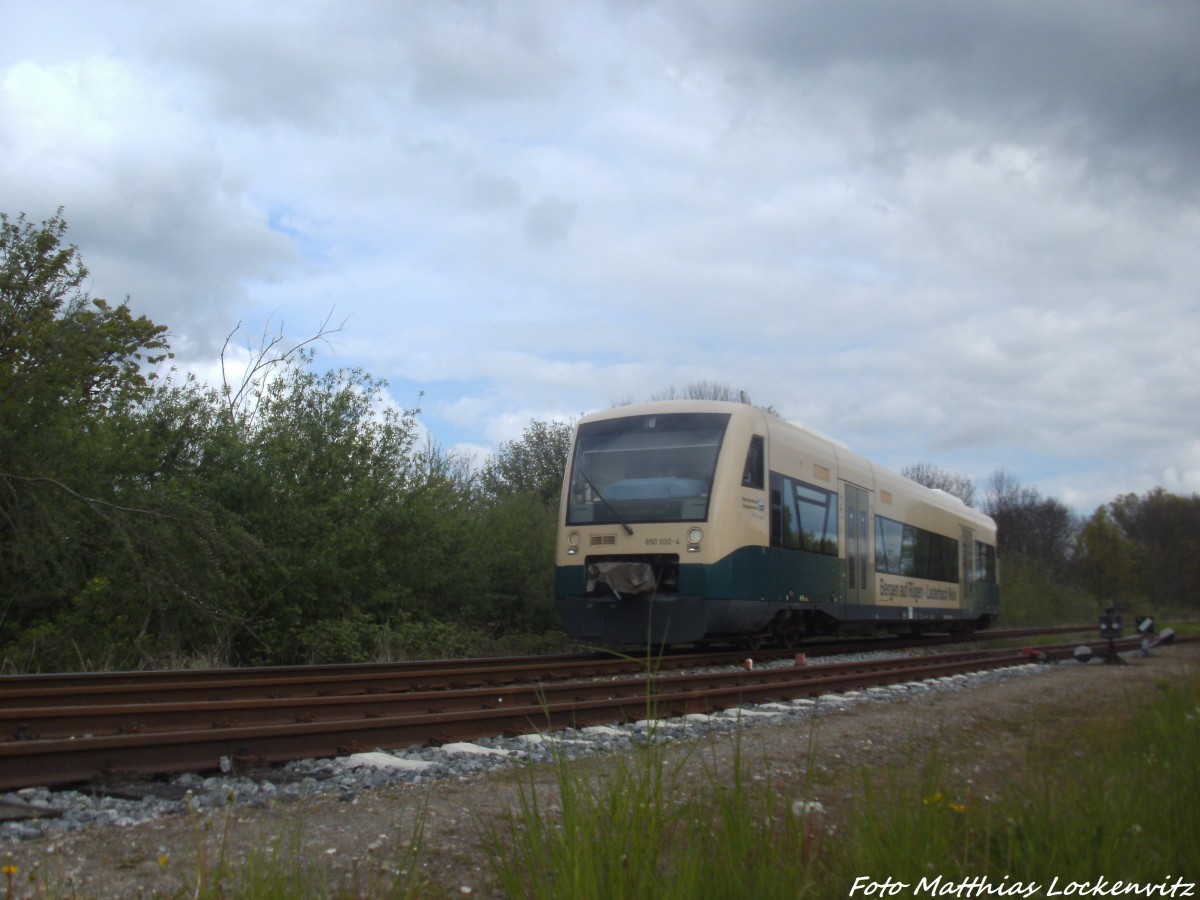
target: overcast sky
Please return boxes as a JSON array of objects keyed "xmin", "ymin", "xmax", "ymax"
[{"xmin": 3, "ymin": 1, "xmax": 1197, "ymax": 513}]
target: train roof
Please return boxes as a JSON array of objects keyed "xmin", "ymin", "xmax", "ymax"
[{"xmin": 574, "ymin": 399, "xmax": 996, "ymax": 532}]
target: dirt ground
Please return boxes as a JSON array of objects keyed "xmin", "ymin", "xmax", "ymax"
[{"xmin": 3, "ymin": 644, "xmax": 1196, "ymax": 898}]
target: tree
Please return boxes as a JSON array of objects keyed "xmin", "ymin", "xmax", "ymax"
[
  {"xmin": 1, "ymin": 210, "xmax": 170, "ymax": 425},
  {"xmin": 1072, "ymin": 506, "xmax": 1139, "ymax": 607},
  {"xmin": 457, "ymin": 419, "xmax": 577, "ymax": 635},
  {"xmin": 650, "ymin": 381, "xmax": 742, "ymax": 402},
  {"xmin": 222, "ymin": 358, "xmax": 422, "ymax": 662},
  {"xmin": 479, "ymin": 419, "xmax": 573, "ymax": 508},
  {"xmin": 466, "ymin": 490, "xmax": 561, "ymax": 633},
  {"xmin": 2, "ymin": 210, "xmax": 580, "ymax": 670},
  {"xmin": 644, "ymin": 381, "xmax": 779, "ymax": 416},
  {"xmin": 901, "ymin": 463, "xmax": 977, "ymax": 507},
  {"xmin": 217, "ymin": 314, "xmax": 344, "ymax": 428},
  {"xmin": 983, "ymin": 469, "xmax": 1076, "ymax": 574},
  {"xmin": 1109, "ymin": 489, "xmax": 1200, "ymax": 615},
  {"xmin": 978, "ymin": 470, "xmax": 1091, "ymax": 625},
  {"xmin": 1, "ymin": 211, "xmax": 177, "ymax": 667}
]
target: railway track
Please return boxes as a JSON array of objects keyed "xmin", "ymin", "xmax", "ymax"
[
  {"xmin": 1, "ymin": 626, "xmax": 1162, "ymax": 793},
  {"xmin": 0, "ymin": 625, "xmax": 1088, "ymax": 710}
]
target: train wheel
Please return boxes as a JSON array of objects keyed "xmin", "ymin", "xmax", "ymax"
[
  {"xmin": 777, "ymin": 626, "xmax": 804, "ymax": 649},
  {"xmin": 743, "ymin": 634, "xmax": 767, "ymax": 652}
]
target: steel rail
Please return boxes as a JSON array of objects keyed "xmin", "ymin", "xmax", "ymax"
[
  {"xmin": 2, "ymin": 650, "xmax": 1008, "ymax": 741},
  {"xmin": 3, "ymin": 637, "xmax": 1166, "ymax": 792},
  {"xmin": 0, "ymin": 651, "xmax": 602, "ymax": 691},
  {"xmin": 0, "ymin": 655, "xmax": 1021, "ymax": 790},
  {"xmin": 0, "ymin": 651, "xmax": 776, "ymax": 710},
  {"xmin": 0, "ymin": 626, "xmax": 1094, "ymax": 711}
]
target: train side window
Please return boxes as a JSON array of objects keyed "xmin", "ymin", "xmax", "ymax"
[
  {"xmin": 875, "ymin": 514, "xmax": 960, "ymax": 583},
  {"xmin": 876, "ymin": 517, "xmax": 904, "ymax": 574},
  {"xmin": 742, "ymin": 435, "xmax": 764, "ymax": 489},
  {"xmin": 769, "ymin": 472, "xmax": 837, "ymax": 555},
  {"xmin": 976, "ymin": 542, "xmax": 997, "ymax": 583},
  {"xmin": 796, "ymin": 482, "xmax": 838, "ymax": 555}
]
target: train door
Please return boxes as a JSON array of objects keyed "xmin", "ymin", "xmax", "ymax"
[
  {"xmin": 961, "ymin": 526, "xmax": 975, "ymax": 609},
  {"xmin": 844, "ymin": 484, "xmax": 872, "ymax": 606}
]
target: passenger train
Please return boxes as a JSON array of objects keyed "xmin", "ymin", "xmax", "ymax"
[{"xmin": 554, "ymin": 399, "xmax": 999, "ymax": 646}]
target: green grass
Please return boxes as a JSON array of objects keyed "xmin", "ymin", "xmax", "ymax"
[
  {"xmin": 481, "ymin": 723, "xmax": 826, "ymax": 899},
  {"xmin": 8, "ymin": 673, "xmax": 1196, "ymax": 897},
  {"xmin": 847, "ymin": 675, "xmax": 1198, "ymax": 884},
  {"xmin": 484, "ymin": 674, "xmax": 1200, "ymax": 898}
]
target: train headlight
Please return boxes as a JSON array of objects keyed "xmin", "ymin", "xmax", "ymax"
[
  {"xmin": 686, "ymin": 527, "xmax": 703, "ymax": 552},
  {"xmin": 567, "ymin": 531, "xmax": 581, "ymax": 555}
]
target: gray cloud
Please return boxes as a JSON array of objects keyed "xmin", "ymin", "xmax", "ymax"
[
  {"xmin": 1, "ymin": 0, "xmax": 1196, "ymax": 510},
  {"xmin": 524, "ymin": 194, "xmax": 578, "ymax": 245},
  {"xmin": 667, "ymin": 1, "xmax": 1200, "ymax": 201}
]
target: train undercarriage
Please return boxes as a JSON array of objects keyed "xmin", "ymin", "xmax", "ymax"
[{"xmin": 559, "ymin": 553, "xmax": 994, "ymax": 649}]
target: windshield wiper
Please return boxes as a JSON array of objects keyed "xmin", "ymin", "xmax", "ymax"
[{"xmin": 575, "ymin": 467, "xmax": 634, "ymax": 535}]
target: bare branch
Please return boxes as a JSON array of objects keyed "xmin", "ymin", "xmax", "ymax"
[
  {"xmin": 219, "ymin": 310, "xmax": 347, "ymax": 427},
  {"xmin": 0, "ymin": 472, "xmax": 173, "ymax": 520}
]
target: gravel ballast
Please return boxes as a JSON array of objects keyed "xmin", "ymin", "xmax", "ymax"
[{"xmin": 1, "ymin": 644, "xmax": 1195, "ymax": 897}]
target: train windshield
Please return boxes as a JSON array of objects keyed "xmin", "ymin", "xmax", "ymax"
[{"xmin": 567, "ymin": 412, "xmax": 730, "ymax": 525}]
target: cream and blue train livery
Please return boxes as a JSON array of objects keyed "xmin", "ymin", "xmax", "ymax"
[{"xmin": 555, "ymin": 400, "xmax": 999, "ymax": 646}]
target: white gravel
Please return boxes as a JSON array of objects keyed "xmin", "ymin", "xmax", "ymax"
[{"xmin": 1, "ymin": 650, "xmax": 1053, "ymax": 844}]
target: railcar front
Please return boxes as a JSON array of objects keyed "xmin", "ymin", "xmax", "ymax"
[{"xmin": 554, "ymin": 401, "xmax": 772, "ymax": 645}]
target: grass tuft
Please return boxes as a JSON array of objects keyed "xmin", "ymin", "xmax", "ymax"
[{"xmin": 484, "ymin": 672, "xmax": 1200, "ymax": 898}]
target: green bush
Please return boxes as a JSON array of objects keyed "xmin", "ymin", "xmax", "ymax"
[{"xmin": 996, "ymin": 553, "xmax": 1095, "ymax": 626}]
